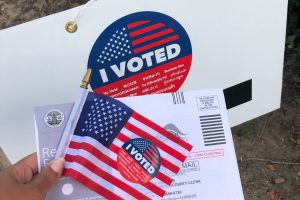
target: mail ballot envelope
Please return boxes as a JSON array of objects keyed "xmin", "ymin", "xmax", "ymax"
[{"xmin": 34, "ymin": 89, "xmax": 244, "ymax": 200}]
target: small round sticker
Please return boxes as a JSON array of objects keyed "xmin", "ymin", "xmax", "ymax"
[
  {"xmin": 117, "ymin": 138, "xmax": 161, "ymax": 184},
  {"xmin": 44, "ymin": 109, "xmax": 64, "ymax": 128},
  {"xmin": 61, "ymin": 183, "xmax": 74, "ymax": 196},
  {"xmin": 88, "ymin": 11, "xmax": 192, "ymax": 97}
]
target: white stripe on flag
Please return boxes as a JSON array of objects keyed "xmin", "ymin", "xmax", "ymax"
[
  {"xmin": 70, "ymin": 135, "xmax": 117, "ymax": 159},
  {"xmin": 113, "ymin": 137, "xmax": 125, "ymax": 148},
  {"xmin": 65, "ymin": 162, "xmax": 136, "ymax": 199}
]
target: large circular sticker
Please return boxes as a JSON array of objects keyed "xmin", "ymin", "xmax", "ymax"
[
  {"xmin": 88, "ymin": 11, "xmax": 192, "ymax": 97},
  {"xmin": 117, "ymin": 138, "xmax": 161, "ymax": 184}
]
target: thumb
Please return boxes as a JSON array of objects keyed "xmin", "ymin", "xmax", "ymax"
[{"xmin": 30, "ymin": 158, "xmax": 65, "ymax": 197}]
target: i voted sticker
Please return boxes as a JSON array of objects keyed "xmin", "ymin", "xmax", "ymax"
[
  {"xmin": 88, "ymin": 11, "xmax": 192, "ymax": 97},
  {"xmin": 117, "ymin": 138, "xmax": 161, "ymax": 184}
]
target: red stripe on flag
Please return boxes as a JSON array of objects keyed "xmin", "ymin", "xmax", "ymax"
[
  {"xmin": 64, "ymin": 154, "xmax": 77, "ymax": 163},
  {"xmin": 161, "ymin": 157, "xmax": 180, "ymax": 174},
  {"xmin": 156, "ymin": 172, "xmax": 174, "ymax": 185},
  {"xmin": 65, "ymin": 154, "xmax": 76, "ymax": 162},
  {"xmin": 109, "ymin": 143, "xmax": 121, "ymax": 153},
  {"xmin": 127, "ymin": 20, "xmax": 151, "ymax": 29},
  {"xmin": 129, "ymin": 23, "xmax": 165, "ymax": 38},
  {"xmin": 142, "ymin": 182, "xmax": 166, "ymax": 197},
  {"xmin": 116, "ymin": 133, "xmax": 131, "ymax": 143},
  {"xmin": 64, "ymin": 169, "xmax": 124, "ymax": 200},
  {"xmin": 68, "ymin": 141, "xmax": 81, "ymax": 150},
  {"xmin": 108, "ymin": 141, "xmax": 174, "ymax": 185},
  {"xmin": 133, "ymin": 34, "xmax": 179, "ymax": 54},
  {"xmin": 68, "ymin": 141, "xmax": 118, "ymax": 169},
  {"xmin": 132, "ymin": 112, "xmax": 193, "ymax": 151},
  {"xmin": 132, "ymin": 28, "xmax": 174, "ymax": 46},
  {"xmin": 66, "ymin": 155, "xmax": 152, "ymax": 200},
  {"xmin": 138, "ymin": 179, "xmax": 166, "ymax": 197},
  {"xmin": 125, "ymin": 122, "xmax": 187, "ymax": 162}
]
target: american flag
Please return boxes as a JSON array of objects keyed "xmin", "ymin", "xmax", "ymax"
[
  {"xmin": 97, "ymin": 20, "xmax": 179, "ymax": 65},
  {"xmin": 63, "ymin": 92, "xmax": 192, "ymax": 199}
]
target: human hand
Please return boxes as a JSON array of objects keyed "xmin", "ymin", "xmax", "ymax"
[{"xmin": 0, "ymin": 153, "xmax": 64, "ymax": 200}]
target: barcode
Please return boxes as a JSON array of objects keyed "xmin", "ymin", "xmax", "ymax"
[
  {"xmin": 172, "ymin": 92, "xmax": 185, "ymax": 105},
  {"xmin": 199, "ymin": 114, "xmax": 226, "ymax": 146}
]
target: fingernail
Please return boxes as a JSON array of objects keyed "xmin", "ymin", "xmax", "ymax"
[{"xmin": 50, "ymin": 157, "xmax": 65, "ymax": 174}]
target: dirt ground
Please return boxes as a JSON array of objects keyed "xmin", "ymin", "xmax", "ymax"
[{"xmin": 0, "ymin": 1, "xmax": 299, "ymax": 199}]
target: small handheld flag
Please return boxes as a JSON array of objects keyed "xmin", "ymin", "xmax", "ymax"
[
  {"xmin": 63, "ymin": 92, "xmax": 193, "ymax": 199},
  {"xmin": 56, "ymin": 68, "xmax": 92, "ymax": 159}
]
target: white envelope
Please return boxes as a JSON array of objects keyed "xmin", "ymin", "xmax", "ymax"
[{"xmin": 34, "ymin": 89, "xmax": 244, "ymax": 199}]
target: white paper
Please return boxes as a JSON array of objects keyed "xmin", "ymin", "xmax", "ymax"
[{"xmin": 34, "ymin": 89, "xmax": 244, "ymax": 199}]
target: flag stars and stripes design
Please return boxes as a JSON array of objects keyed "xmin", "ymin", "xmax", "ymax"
[
  {"xmin": 78, "ymin": 95, "xmax": 132, "ymax": 144},
  {"xmin": 98, "ymin": 27, "xmax": 132, "ymax": 64},
  {"xmin": 65, "ymin": 92, "xmax": 193, "ymax": 199}
]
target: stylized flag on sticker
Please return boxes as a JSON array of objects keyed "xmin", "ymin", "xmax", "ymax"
[
  {"xmin": 88, "ymin": 11, "xmax": 193, "ymax": 97},
  {"xmin": 97, "ymin": 20, "xmax": 179, "ymax": 64},
  {"xmin": 128, "ymin": 20, "xmax": 179, "ymax": 54},
  {"xmin": 63, "ymin": 92, "xmax": 193, "ymax": 200}
]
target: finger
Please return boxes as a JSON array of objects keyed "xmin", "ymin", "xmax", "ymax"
[
  {"xmin": 30, "ymin": 158, "xmax": 64, "ymax": 197},
  {"xmin": 10, "ymin": 153, "xmax": 38, "ymax": 183},
  {"xmin": 14, "ymin": 153, "xmax": 38, "ymax": 174}
]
